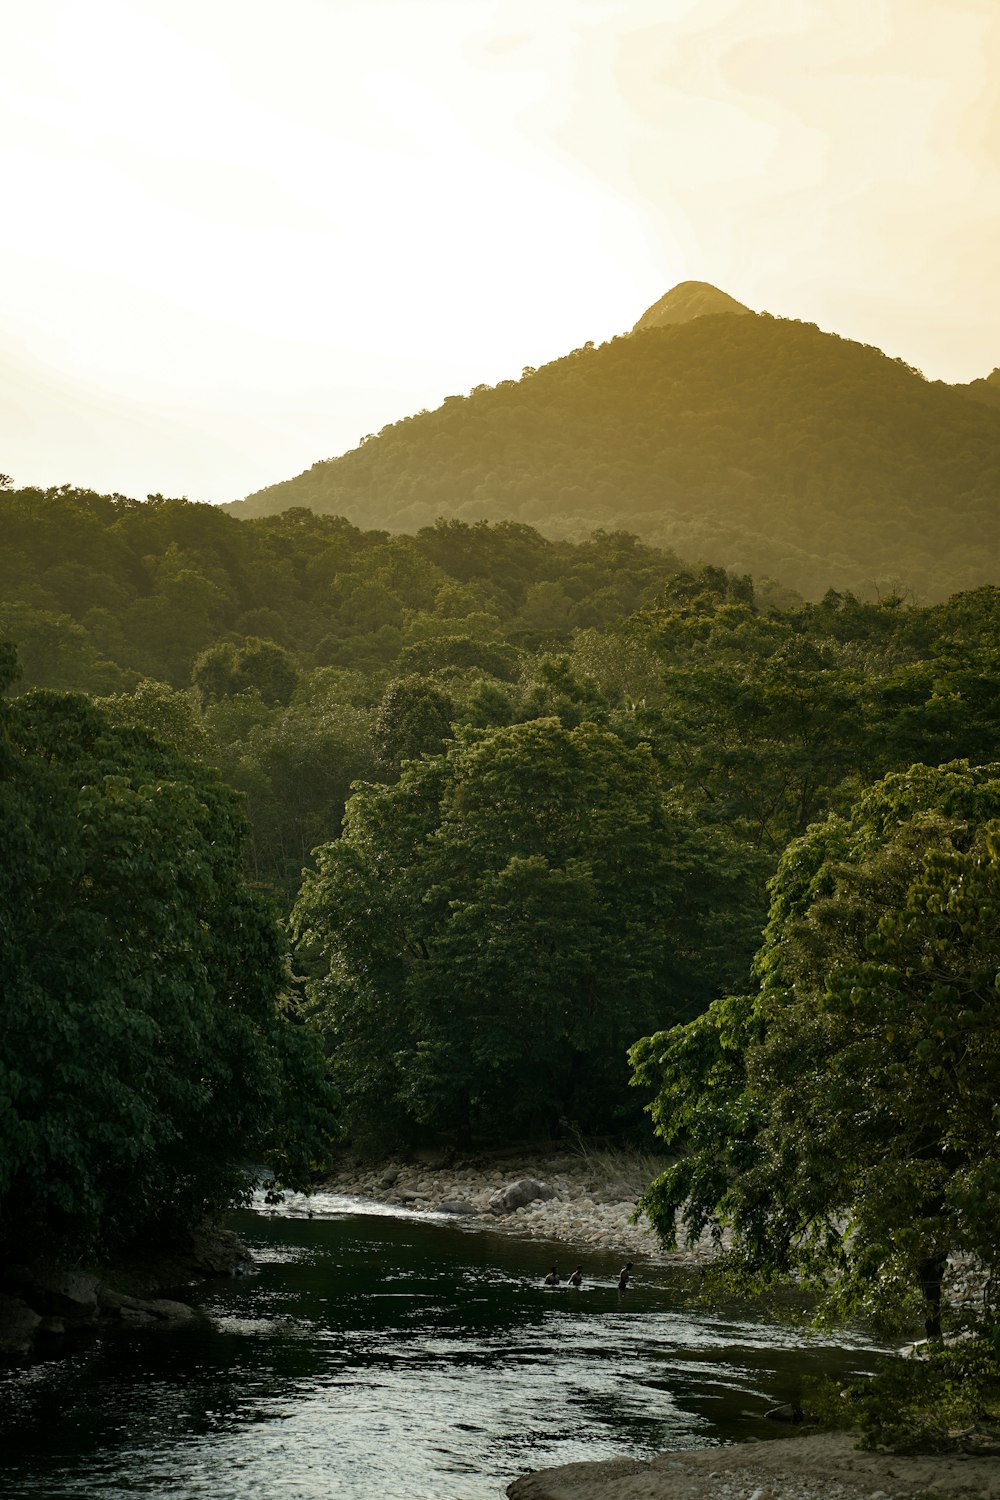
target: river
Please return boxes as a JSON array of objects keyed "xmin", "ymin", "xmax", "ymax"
[{"xmin": 0, "ymin": 1197, "xmax": 882, "ymax": 1499}]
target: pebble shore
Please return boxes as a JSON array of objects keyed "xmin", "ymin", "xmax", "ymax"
[
  {"xmin": 314, "ymin": 1147, "xmax": 717, "ymax": 1266},
  {"xmin": 311, "ymin": 1150, "xmax": 988, "ymax": 1305}
]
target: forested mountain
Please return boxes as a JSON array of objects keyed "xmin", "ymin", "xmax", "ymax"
[
  {"xmin": 230, "ymin": 304, "xmax": 1000, "ymax": 601},
  {"xmin": 954, "ymin": 365, "xmax": 1000, "ymax": 412}
]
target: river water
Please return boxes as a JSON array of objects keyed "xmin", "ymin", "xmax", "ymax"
[{"xmin": 0, "ymin": 1197, "xmax": 882, "ymax": 1500}]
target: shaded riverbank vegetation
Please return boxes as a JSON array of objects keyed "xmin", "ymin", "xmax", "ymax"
[{"xmin": 0, "ymin": 639, "xmax": 335, "ymax": 1285}]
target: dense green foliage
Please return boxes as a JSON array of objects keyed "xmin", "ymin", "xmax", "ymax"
[
  {"xmin": 807, "ymin": 1336, "xmax": 1000, "ymax": 1453},
  {"xmin": 0, "ymin": 488, "xmax": 688, "ymax": 693},
  {"xmin": 0, "ymin": 662, "xmax": 335, "ymax": 1261},
  {"xmin": 0, "ymin": 490, "xmax": 698, "ymax": 900},
  {"xmin": 5, "ymin": 472, "xmax": 1000, "ymax": 1366},
  {"xmin": 632, "ymin": 762, "xmax": 1000, "ymax": 1334},
  {"xmin": 233, "ymin": 312, "xmax": 1000, "ymax": 601},
  {"xmin": 292, "ymin": 718, "xmax": 755, "ymax": 1143},
  {"xmin": 9, "ymin": 483, "xmax": 1000, "ymax": 913}
]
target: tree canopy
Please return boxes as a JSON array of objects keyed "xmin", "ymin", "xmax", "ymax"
[
  {"xmin": 632, "ymin": 760, "xmax": 1000, "ymax": 1335},
  {"xmin": 0, "ymin": 673, "xmax": 335, "ymax": 1261},
  {"xmin": 292, "ymin": 717, "xmax": 757, "ymax": 1144}
]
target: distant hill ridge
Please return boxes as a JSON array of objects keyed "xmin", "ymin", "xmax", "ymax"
[
  {"xmin": 230, "ymin": 286, "xmax": 1000, "ymax": 601},
  {"xmin": 956, "ymin": 366, "xmax": 1000, "ymax": 412}
]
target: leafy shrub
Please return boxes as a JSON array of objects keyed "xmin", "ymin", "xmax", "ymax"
[{"xmin": 805, "ymin": 1336, "xmax": 1000, "ymax": 1453}]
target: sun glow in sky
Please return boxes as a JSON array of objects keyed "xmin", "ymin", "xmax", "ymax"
[{"xmin": 3, "ymin": 0, "xmax": 999, "ymax": 502}]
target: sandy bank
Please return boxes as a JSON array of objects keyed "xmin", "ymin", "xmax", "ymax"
[{"xmin": 505, "ymin": 1430, "xmax": 1000, "ymax": 1499}]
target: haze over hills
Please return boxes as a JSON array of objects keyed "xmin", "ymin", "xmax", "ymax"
[{"xmin": 229, "ymin": 286, "xmax": 1000, "ymax": 600}]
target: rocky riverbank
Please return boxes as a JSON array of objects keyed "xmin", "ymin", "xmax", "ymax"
[
  {"xmin": 312, "ymin": 1145, "xmax": 719, "ymax": 1266},
  {"xmin": 312, "ymin": 1149, "xmax": 988, "ymax": 1309},
  {"xmin": 0, "ymin": 1225, "xmax": 251, "ymax": 1359}
]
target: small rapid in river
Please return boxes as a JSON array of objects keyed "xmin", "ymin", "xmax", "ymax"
[{"xmin": 0, "ymin": 1199, "xmax": 882, "ymax": 1499}]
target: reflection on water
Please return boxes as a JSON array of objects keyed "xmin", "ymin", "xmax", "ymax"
[{"xmin": 0, "ymin": 1204, "xmax": 882, "ymax": 1499}]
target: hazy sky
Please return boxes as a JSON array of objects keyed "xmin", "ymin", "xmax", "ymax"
[{"xmin": 3, "ymin": 0, "xmax": 998, "ymax": 503}]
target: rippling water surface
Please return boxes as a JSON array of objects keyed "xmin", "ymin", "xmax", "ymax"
[{"xmin": 0, "ymin": 1199, "xmax": 881, "ymax": 1499}]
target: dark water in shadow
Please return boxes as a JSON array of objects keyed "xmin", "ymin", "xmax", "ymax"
[{"xmin": 0, "ymin": 1201, "xmax": 883, "ymax": 1499}]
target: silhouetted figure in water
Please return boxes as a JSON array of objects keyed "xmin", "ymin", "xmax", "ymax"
[
  {"xmin": 543, "ymin": 1265, "xmax": 560, "ymax": 1286},
  {"xmin": 618, "ymin": 1262, "xmax": 632, "ymax": 1292},
  {"xmin": 568, "ymin": 1266, "xmax": 583, "ymax": 1288}
]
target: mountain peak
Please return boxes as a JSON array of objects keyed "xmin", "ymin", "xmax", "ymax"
[{"xmin": 632, "ymin": 281, "xmax": 752, "ymax": 333}]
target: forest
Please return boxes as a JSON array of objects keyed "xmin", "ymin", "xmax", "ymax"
[
  {"xmin": 3, "ymin": 478, "xmax": 1000, "ymax": 1438},
  {"xmin": 231, "ymin": 310, "xmax": 1000, "ymax": 603}
]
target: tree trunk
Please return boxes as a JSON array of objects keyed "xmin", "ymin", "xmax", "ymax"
[{"xmin": 917, "ymin": 1253, "xmax": 947, "ymax": 1337}]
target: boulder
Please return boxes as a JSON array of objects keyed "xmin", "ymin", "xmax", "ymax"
[
  {"xmin": 764, "ymin": 1402, "xmax": 803, "ymax": 1423},
  {"xmin": 98, "ymin": 1288, "xmax": 200, "ymax": 1325},
  {"xmin": 138, "ymin": 1297, "xmax": 200, "ymax": 1324},
  {"xmin": 6, "ymin": 1264, "xmax": 99, "ymax": 1322},
  {"xmin": 488, "ymin": 1179, "xmax": 556, "ymax": 1215},
  {"xmin": 413, "ymin": 1148, "xmax": 452, "ymax": 1169},
  {"xmin": 0, "ymin": 1295, "xmax": 42, "ymax": 1356},
  {"xmin": 118, "ymin": 1305, "xmax": 158, "ymax": 1326},
  {"xmin": 110, "ymin": 1225, "xmax": 252, "ymax": 1293},
  {"xmin": 186, "ymin": 1226, "xmax": 254, "ymax": 1278}
]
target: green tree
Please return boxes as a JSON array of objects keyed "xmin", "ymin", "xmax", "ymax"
[
  {"xmin": 96, "ymin": 678, "xmax": 209, "ymax": 761},
  {"xmin": 192, "ymin": 636, "xmax": 298, "ymax": 708},
  {"xmin": 238, "ymin": 702, "xmax": 373, "ymax": 902},
  {"xmin": 633, "ymin": 604, "xmax": 873, "ymax": 853},
  {"xmin": 293, "ymin": 717, "xmax": 755, "ymax": 1144},
  {"xmin": 0, "ymin": 603, "xmax": 130, "ymax": 695},
  {"xmin": 632, "ymin": 761, "xmax": 1000, "ymax": 1335},
  {"xmin": 0, "ymin": 641, "xmax": 21, "ymax": 695},
  {"xmin": 867, "ymin": 642, "xmax": 1000, "ymax": 775},
  {"xmin": 520, "ymin": 655, "xmax": 609, "ymax": 729},
  {"xmin": 396, "ymin": 635, "xmax": 521, "ymax": 681},
  {"xmin": 0, "ymin": 680, "xmax": 335, "ymax": 1261},
  {"xmin": 370, "ymin": 674, "xmax": 455, "ymax": 778},
  {"xmin": 516, "ymin": 580, "xmax": 575, "ymax": 637},
  {"xmin": 120, "ymin": 545, "xmax": 234, "ymax": 686}
]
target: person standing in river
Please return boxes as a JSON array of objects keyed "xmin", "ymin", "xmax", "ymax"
[
  {"xmin": 618, "ymin": 1262, "xmax": 632, "ymax": 1292},
  {"xmin": 543, "ymin": 1265, "xmax": 560, "ymax": 1286}
]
